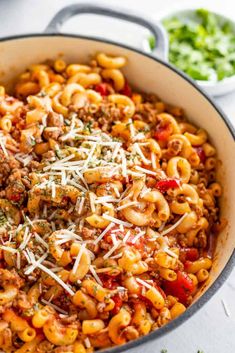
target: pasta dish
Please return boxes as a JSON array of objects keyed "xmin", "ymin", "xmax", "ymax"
[{"xmin": 0, "ymin": 53, "xmax": 223, "ymax": 352}]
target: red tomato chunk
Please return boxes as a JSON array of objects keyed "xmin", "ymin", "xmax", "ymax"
[
  {"xmin": 195, "ymin": 147, "xmax": 206, "ymax": 163},
  {"xmin": 111, "ymin": 294, "xmax": 123, "ymax": 315},
  {"xmin": 120, "ymin": 82, "xmax": 132, "ymax": 97},
  {"xmin": 100, "ymin": 275, "xmax": 119, "ymax": 290},
  {"xmin": 180, "ymin": 248, "xmax": 200, "ymax": 263},
  {"xmin": 94, "ymin": 83, "xmax": 109, "ymax": 96},
  {"xmin": 156, "ymin": 178, "xmax": 180, "ymax": 192},
  {"xmin": 163, "ymin": 271, "xmax": 194, "ymax": 304},
  {"xmin": 154, "ymin": 124, "xmax": 172, "ymax": 141}
]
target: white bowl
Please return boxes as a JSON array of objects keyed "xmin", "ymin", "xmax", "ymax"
[{"xmin": 149, "ymin": 8, "xmax": 235, "ymax": 97}]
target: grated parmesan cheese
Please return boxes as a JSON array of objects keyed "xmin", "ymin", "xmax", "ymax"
[
  {"xmin": 151, "ymin": 152, "xmax": 157, "ymax": 170},
  {"xmin": 103, "ymin": 241, "xmax": 121, "ymax": 259},
  {"xmin": 72, "ymin": 243, "xmax": 86, "ymax": 275},
  {"xmin": 37, "ymin": 262, "xmax": 75, "ymax": 295},
  {"xmin": 116, "ymin": 201, "xmax": 139, "ymax": 211},
  {"xmin": 41, "ymin": 298, "xmax": 68, "ymax": 315},
  {"xmin": 0, "ymin": 137, "xmax": 8, "ymax": 157},
  {"xmin": 131, "ymin": 230, "xmax": 146, "ymax": 244},
  {"xmin": 0, "ymin": 245, "xmax": 17, "ymax": 253},
  {"xmin": 93, "ymin": 222, "xmax": 115, "ymax": 245},
  {"xmin": 89, "ymin": 192, "xmax": 96, "ymax": 213},
  {"xmin": 24, "ymin": 252, "xmax": 48, "ymax": 275},
  {"xmin": 133, "ymin": 143, "xmax": 151, "ymax": 165},
  {"xmin": 122, "ymin": 230, "xmax": 131, "ymax": 243},
  {"xmin": 120, "ymin": 149, "xmax": 127, "ymax": 177},
  {"xmin": 160, "ymin": 213, "xmax": 188, "ymax": 236},
  {"xmin": 34, "ymin": 232, "xmax": 49, "ymax": 249},
  {"xmin": 135, "ymin": 166, "xmax": 157, "ymax": 176},
  {"xmin": 136, "ymin": 278, "xmax": 152, "ymax": 289},
  {"xmin": 78, "ymin": 197, "xmax": 85, "ymax": 215},
  {"xmin": 102, "ymin": 214, "xmax": 132, "ymax": 228},
  {"xmin": 89, "ymin": 265, "xmax": 103, "ymax": 286},
  {"xmin": 19, "ymin": 227, "xmax": 31, "ymax": 250},
  {"xmin": 221, "ymin": 299, "xmax": 230, "ymax": 317},
  {"xmin": 84, "ymin": 338, "xmax": 91, "ymax": 348}
]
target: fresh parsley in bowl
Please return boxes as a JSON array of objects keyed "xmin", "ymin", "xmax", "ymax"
[{"xmin": 148, "ymin": 8, "xmax": 235, "ymax": 96}]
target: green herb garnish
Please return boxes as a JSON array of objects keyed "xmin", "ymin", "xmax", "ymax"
[{"xmin": 150, "ymin": 8, "xmax": 235, "ymax": 81}]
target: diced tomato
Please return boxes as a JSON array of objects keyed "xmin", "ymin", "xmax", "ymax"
[
  {"xmin": 94, "ymin": 83, "xmax": 109, "ymax": 96},
  {"xmin": 154, "ymin": 124, "xmax": 172, "ymax": 141},
  {"xmin": 184, "ymin": 260, "xmax": 193, "ymax": 272},
  {"xmin": 195, "ymin": 147, "xmax": 206, "ymax": 163},
  {"xmin": 163, "ymin": 271, "xmax": 194, "ymax": 304},
  {"xmin": 126, "ymin": 233, "xmax": 145, "ymax": 250},
  {"xmin": 120, "ymin": 82, "xmax": 132, "ymax": 97},
  {"xmin": 156, "ymin": 178, "xmax": 180, "ymax": 193},
  {"xmin": 100, "ymin": 275, "xmax": 119, "ymax": 289},
  {"xmin": 111, "ymin": 294, "xmax": 123, "ymax": 315},
  {"xmin": 8, "ymin": 193, "xmax": 21, "ymax": 202},
  {"xmin": 180, "ymin": 248, "xmax": 199, "ymax": 263}
]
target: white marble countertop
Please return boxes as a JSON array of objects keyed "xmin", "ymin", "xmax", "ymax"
[{"xmin": 0, "ymin": 0, "xmax": 234, "ymax": 352}]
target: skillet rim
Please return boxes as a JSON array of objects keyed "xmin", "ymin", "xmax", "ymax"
[{"xmin": 0, "ymin": 32, "xmax": 234, "ymax": 353}]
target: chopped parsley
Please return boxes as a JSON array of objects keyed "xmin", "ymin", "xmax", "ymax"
[{"xmin": 150, "ymin": 8, "xmax": 235, "ymax": 81}]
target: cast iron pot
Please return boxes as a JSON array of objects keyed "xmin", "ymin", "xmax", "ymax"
[{"xmin": 0, "ymin": 4, "xmax": 234, "ymax": 353}]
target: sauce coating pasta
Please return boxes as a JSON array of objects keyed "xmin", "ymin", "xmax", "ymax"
[{"xmin": 0, "ymin": 53, "xmax": 223, "ymax": 352}]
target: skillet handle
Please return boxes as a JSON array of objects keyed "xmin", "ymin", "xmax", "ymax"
[{"xmin": 45, "ymin": 3, "xmax": 168, "ymax": 61}]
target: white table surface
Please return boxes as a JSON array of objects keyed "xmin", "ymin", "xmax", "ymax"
[{"xmin": 1, "ymin": 0, "xmax": 234, "ymax": 352}]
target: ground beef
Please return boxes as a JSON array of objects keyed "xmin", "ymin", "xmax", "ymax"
[{"xmin": 0, "ymin": 152, "xmax": 20, "ymax": 188}]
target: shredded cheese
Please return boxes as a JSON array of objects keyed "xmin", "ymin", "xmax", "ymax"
[
  {"xmin": 78, "ymin": 197, "xmax": 85, "ymax": 215},
  {"xmin": 84, "ymin": 338, "xmax": 91, "ymax": 349},
  {"xmin": 24, "ymin": 252, "xmax": 48, "ymax": 275},
  {"xmin": 89, "ymin": 192, "xmax": 96, "ymax": 213},
  {"xmin": 19, "ymin": 227, "xmax": 31, "ymax": 250},
  {"xmin": 103, "ymin": 241, "xmax": 121, "ymax": 259},
  {"xmin": 0, "ymin": 245, "xmax": 17, "ymax": 253},
  {"xmin": 89, "ymin": 265, "xmax": 103, "ymax": 286},
  {"xmin": 37, "ymin": 262, "xmax": 75, "ymax": 295},
  {"xmin": 120, "ymin": 149, "xmax": 127, "ymax": 177},
  {"xmin": 113, "ymin": 186, "xmax": 120, "ymax": 198},
  {"xmin": 111, "ymin": 233, "xmax": 118, "ymax": 246},
  {"xmin": 72, "ymin": 243, "xmax": 86, "ymax": 275},
  {"xmin": 129, "ymin": 119, "xmax": 135, "ymax": 139},
  {"xmin": 41, "ymin": 299, "xmax": 68, "ymax": 315},
  {"xmin": 151, "ymin": 152, "xmax": 157, "ymax": 170},
  {"xmin": 0, "ymin": 137, "xmax": 8, "ymax": 157},
  {"xmin": 110, "ymin": 252, "xmax": 123, "ymax": 259},
  {"xmin": 122, "ymin": 230, "xmax": 131, "ymax": 243},
  {"xmin": 221, "ymin": 299, "xmax": 230, "ymax": 317},
  {"xmin": 131, "ymin": 230, "xmax": 145, "ymax": 244},
  {"xmin": 93, "ymin": 222, "xmax": 115, "ymax": 245},
  {"xmin": 112, "ymin": 143, "xmax": 121, "ymax": 160},
  {"xmin": 164, "ymin": 248, "xmax": 178, "ymax": 258},
  {"xmin": 160, "ymin": 213, "xmax": 188, "ymax": 236},
  {"xmin": 133, "ymin": 143, "xmax": 151, "ymax": 165},
  {"xmin": 136, "ymin": 278, "xmax": 152, "ymax": 289},
  {"xmin": 34, "ymin": 233, "xmax": 49, "ymax": 249},
  {"xmin": 61, "ymin": 170, "xmax": 67, "ymax": 186},
  {"xmin": 102, "ymin": 214, "xmax": 132, "ymax": 228},
  {"xmin": 135, "ymin": 166, "xmax": 157, "ymax": 176},
  {"xmin": 116, "ymin": 201, "xmax": 139, "ymax": 211}
]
